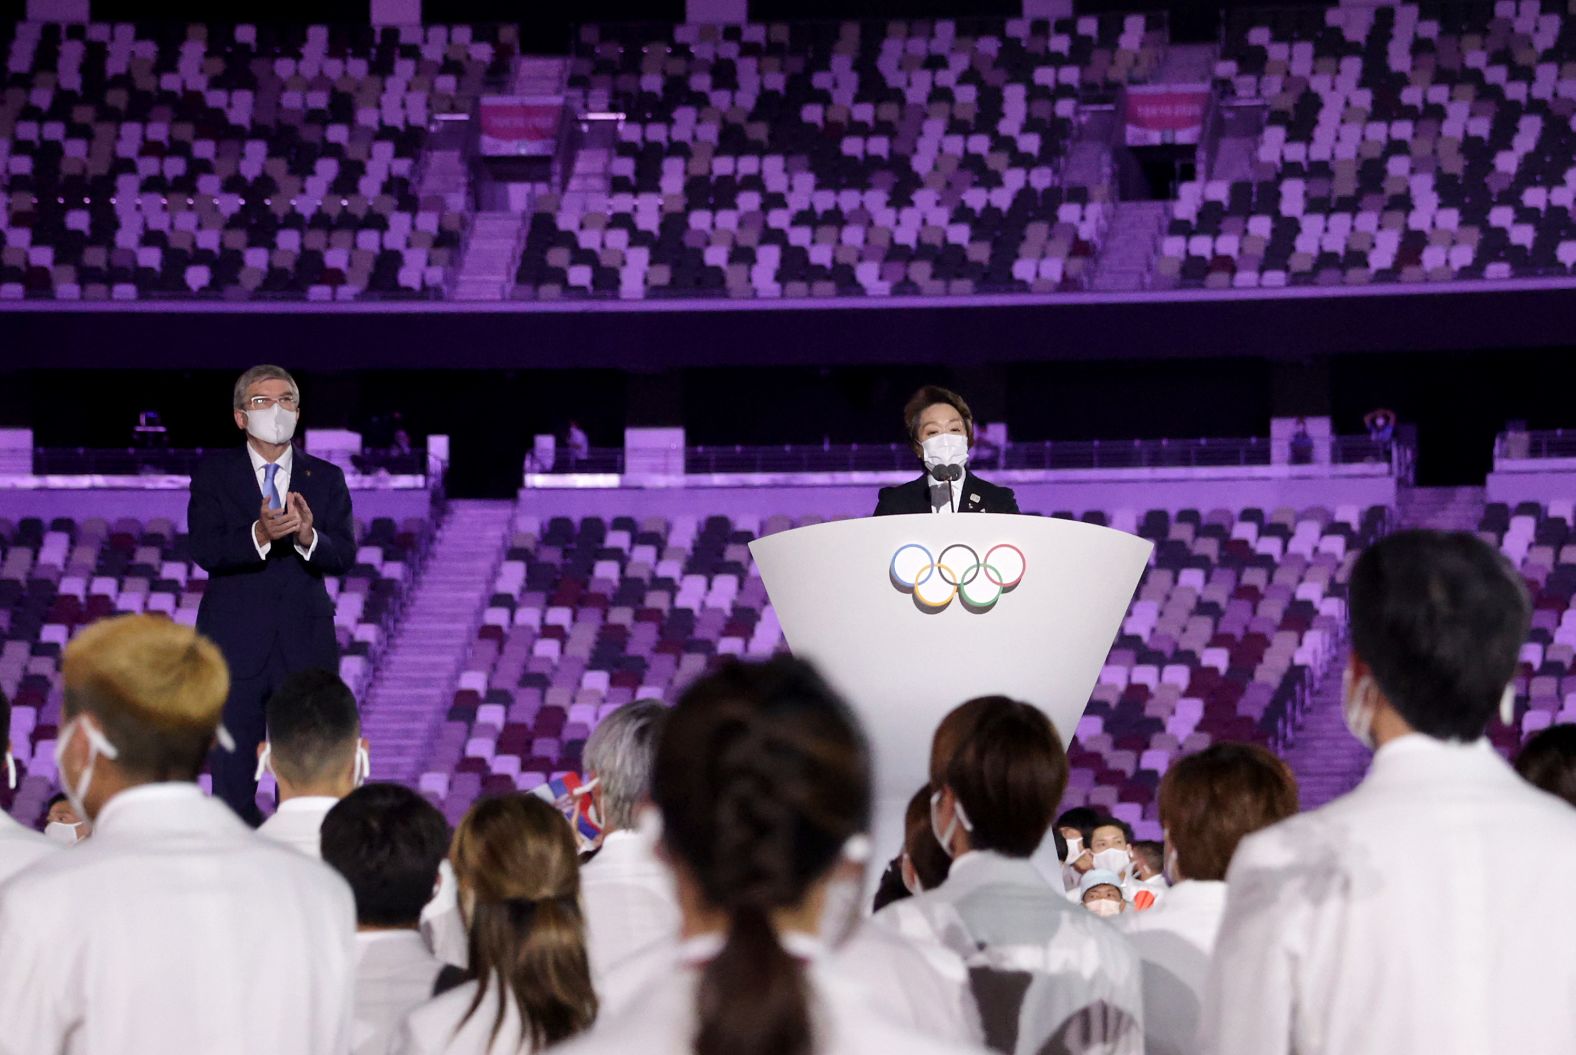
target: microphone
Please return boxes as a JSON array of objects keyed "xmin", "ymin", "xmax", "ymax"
[{"xmin": 928, "ymin": 464, "xmax": 963, "ymax": 482}]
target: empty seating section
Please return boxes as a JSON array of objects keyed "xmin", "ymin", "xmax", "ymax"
[
  {"xmin": 419, "ymin": 503, "xmax": 1387, "ymax": 833},
  {"xmin": 0, "ymin": 21, "xmax": 516, "ymax": 300},
  {"xmin": 512, "ymin": 16, "xmax": 1163, "ymax": 300},
  {"xmin": 1, "ymin": 513, "xmax": 432, "ymax": 825},
  {"xmin": 1480, "ymin": 499, "xmax": 1576, "ymax": 753},
  {"xmin": 1158, "ymin": 1, "xmax": 1576, "ymax": 289}
]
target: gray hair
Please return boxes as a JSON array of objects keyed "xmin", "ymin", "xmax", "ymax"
[
  {"xmin": 583, "ymin": 700, "xmax": 668, "ymax": 833},
  {"xmin": 233, "ymin": 364, "xmax": 299, "ymax": 410}
]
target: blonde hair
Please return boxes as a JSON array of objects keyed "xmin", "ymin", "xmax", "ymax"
[{"xmin": 63, "ymin": 615, "xmax": 230, "ymax": 779}]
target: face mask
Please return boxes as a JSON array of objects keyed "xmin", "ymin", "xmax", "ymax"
[
  {"xmin": 1063, "ymin": 835, "xmax": 1082, "ymax": 864},
  {"xmin": 929, "ymin": 788, "xmax": 973, "ymax": 858},
  {"xmin": 54, "ymin": 715, "xmax": 119, "ymax": 822},
  {"xmin": 1499, "ymin": 684, "xmax": 1515, "ymax": 727},
  {"xmin": 1086, "ymin": 898, "xmax": 1122, "ymax": 918},
  {"xmin": 4, "ymin": 751, "xmax": 14, "ymax": 790},
  {"xmin": 921, "ymin": 433, "xmax": 969, "ymax": 472},
  {"xmin": 245, "ymin": 404, "xmax": 298, "ymax": 445},
  {"xmin": 354, "ymin": 744, "xmax": 370, "ymax": 789},
  {"xmin": 45, "ymin": 820, "xmax": 81, "ymax": 845},
  {"xmin": 1342, "ymin": 668, "xmax": 1376, "ymax": 750},
  {"xmin": 1093, "ymin": 847, "xmax": 1130, "ymax": 876},
  {"xmin": 901, "ymin": 853, "xmax": 922, "ymax": 896}
]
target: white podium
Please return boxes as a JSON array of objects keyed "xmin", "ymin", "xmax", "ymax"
[{"xmin": 749, "ymin": 513, "xmax": 1152, "ymax": 868}]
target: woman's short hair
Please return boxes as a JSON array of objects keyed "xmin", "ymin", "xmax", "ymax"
[
  {"xmin": 1157, "ymin": 743, "xmax": 1299, "ymax": 882},
  {"xmin": 931, "ymin": 696, "xmax": 1067, "ymax": 858},
  {"xmin": 903, "ymin": 783, "xmax": 952, "ymax": 891},
  {"xmin": 1514, "ymin": 724, "xmax": 1576, "ymax": 808},
  {"xmin": 902, "ymin": 385, "xmax": 975, "ymax": 449}
]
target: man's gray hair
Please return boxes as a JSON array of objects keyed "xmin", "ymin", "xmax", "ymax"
[
  {"xmin": 233, "ymin": 365, "xmax": 299, "ymax": 410},
  {"xmin": 583, "ymin": 699, "xmax": 668, "ymax": 833}
]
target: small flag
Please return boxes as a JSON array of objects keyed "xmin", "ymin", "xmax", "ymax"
[{"xmin": 531, "ymin": 772, "xmax": 602, "ymax": 843}]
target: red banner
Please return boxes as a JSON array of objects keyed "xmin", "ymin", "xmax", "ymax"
[
  {"xmin": 478, "ymin": 96, "xmax": 563, "ymax": 157},
  {"xmin": 1124, "ymin": 85, "xmax": 1211, "ymax": 146}
]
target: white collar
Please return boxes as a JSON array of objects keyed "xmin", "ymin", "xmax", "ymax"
[
  {"xmin": 247, "ymin": 441, "xmax": 293, "ymax": 474},
  {"xmin": 356, "ymin": 929, "xmax": 428, "ymax": 946},
  {"xmin": 1152, "ymin": 878, "xmax": 1226, "ymax": 907},
  {"xmin": 676, "ymin": 928, "xmax": 824, "ymax": 967},
  {"xmin": 93, "ymin": 781, "xmax": 207, "ymax": 830},
  {"xmin": 273, "ymin": 795, "xmax": 340, "ymax": 815}
]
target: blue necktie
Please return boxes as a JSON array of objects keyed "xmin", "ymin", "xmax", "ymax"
[{"xmin": 263, "ymin": 462, "xmax": 283, "ymax": 511}]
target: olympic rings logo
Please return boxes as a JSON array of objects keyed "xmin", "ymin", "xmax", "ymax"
[{"xmin": 889, "ymin": 543, "xmax": 1027, "ymax": 611}]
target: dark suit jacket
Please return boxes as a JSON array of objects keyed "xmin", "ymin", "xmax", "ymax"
[
  {"xmin": 189, "ymin": 446, "xmax": 354, "ymax": 680},
  {"xmin": 873, "ymin": 471, "xmax": 1020, "ymax": 516}
]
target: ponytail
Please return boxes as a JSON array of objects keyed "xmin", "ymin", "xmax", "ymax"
[{"xmin": 697, "ymin": 905, "xmax": 813, "ymax": 1055}]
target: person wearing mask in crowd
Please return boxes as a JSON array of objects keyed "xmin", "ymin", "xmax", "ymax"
[
  {"xmin": 577, "ymin": 699, "xmax": 680, "ymax": 980},
  {"xmin": 872, "ymin": 784, "xmax": 955, "ymax": 912},
  {"xmin": 1078, "ymin": 870, "xmax": 1126, "ymax": 918},
  {"xmin": 0, "ymin": 687, "xmax": 56, "ymax": 882},
  {"xmin": 255, "ymin": 668, "xmax": 369, "ymax": 857},
  {"xmin": 321, "ymin": 784, "xmax": 451, "ymax": 1055},
  {"xmin": 1054, "ymin": 806, "xmax": 1100, "ymax": 891},
  {"xmin": 1513, "ymin": 722, "xmax": 1576, "ymax": 808},
  {"xmin": 1202, "ymin": 531, "xmax": 1576, "ymax": 1055},
  {"xmin": 557, "ymin": 657, "xmax": 988, "ymax": 1055},
  {"xmin": 874, "ymin": 386, "xmax": 1019, "ymax": 516},
  {"xmin": 877, "ymin": 695, "xmax": 1143, "ymax": 1055},
  {"xmin": 1127, "ymin": 840, "xmax": 1168, "ymax": 910},
  {"xmin": 394, "ymin": 794, "xmax": 597, "ymax": 1055},
  {"xmin": 1124, "ymin": 743, "xmax": 1298, "ymax": 1055},
  {"xmin": 42, "ymin": 792, "xmax": 91, "ymax": 844},
  {"xmin": 0, "ymin": 614, "xmax": 355, "ymax": 1054}
]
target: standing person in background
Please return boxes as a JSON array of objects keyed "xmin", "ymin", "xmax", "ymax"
[
  {"xmin": 1202, "ymin": 531, "xmax": 1576, "ymax": 1055},
  {"xmin": 0, "ymin": 687, "xmax": 56, "ymax": 882},
  {"xmin": 874, "ymin": 386, "xmax": 1019, "ymax": 516},
  {"xmin": 0, "ymin": 614, "xmax": 356, "ymax": 1054},
  {"xmin": 566, "ymin": 421, "xmax": 590, "ymax": 466},
  {"xmin": 189, "ymin": 364, "xmax": 356, "ymax": 824},
  {"xmin": 1123, "ymin": 743, "xmax": 1298, "ymax": 1055},
  {"xmin": 255, "ymin": 669, "xmax": 369, "ymax": 857}
]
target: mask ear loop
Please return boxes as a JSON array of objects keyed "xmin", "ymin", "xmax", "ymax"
[
  {"xmin": 1499, "ymin": 684, "xmax": 1516, "ymax": 727},
  {"xmin": 80, "ymin": 719, "xmax": 120, "ymax": 761},
  {"xmin": 4, "ymin": 751, "xmax": 15, "ymax": 791},
  {"xmin": 216, "ymin": 725, "xmax": 237, "ymax": 753},
  {"xmin": 254, "ymin": 744, "xmax": 272, "ymax": 783},
  {"xmin": 354, "ymin": 744, "xmax": 370, "ymax": 787}
]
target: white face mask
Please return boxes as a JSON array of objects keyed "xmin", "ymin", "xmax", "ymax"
[
  {"xmin": 54, "ymin": 715, "xmax": 118, "ymax": 822},
  {"xmin": 1093, "ymin": 847, "xmax": 1130, "ymax": 876},
  {"xmin": 929, "ymin": 788, "xmax": 973, "ymax": 858},
  {"xmin": 4, "ymin": 750, "xmax": 14, "ymax": 790},
  {"xmin": 44, "ymin": 820, "xmax": 82, "ymax": 845},
  {"xmin": 354, "ymin": 744, "xmax": 370, "ymax": 788},
  {"xmin": 1342, "ymin": 668, "xmax": 1376, "ymax": 750},
  {"xmin": 921, "ymin": 433, "xmax": 969, "ymax": 472},
  {"xmin": 1063, "ymin": 835, "xmax": 1082, "ymax": 864},
  {"xmin": 1086, "ymin": 897, "xmax": 1123, "ymax": 918},
  {"xmin": 245, "ymin": 404, "xmax": 298, "ymax": 445}
]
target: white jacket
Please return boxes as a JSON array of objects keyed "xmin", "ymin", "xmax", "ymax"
[
  {"xmin": 1119, "ymin": 878, "xmax": 1226, "ymax": 1055},
  {"xmin": 0, "ymin": 807, "xmax": 57, "ymax": 887},
  {"xmin": 579, "ymin": 828, "xmax": 681, "ymax": 981}
]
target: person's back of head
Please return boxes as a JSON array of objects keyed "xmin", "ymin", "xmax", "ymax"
[
  {"xmin": 450, "ymin": 793, "xmax": 596, "ymax": 1049},
  {"xmin": 1130, "ymin": 840, "xmax": 1164, "ymax": 879},
  {"xmin": 320, "ymin": 783, "xmax": 450, "ymax": 929},
  {"xmin": 654, "ymin": 656, "xmax": 871, "ymax": 1055},
  {"xmin": 59, "ymin": 614, "xmax": 230, "ymax": 817},
  {"xmin": 581, "ymin": 699, "xmax": 667, "ymax": 834},
  {"xmin": 930, "ymin": 695, "xmax": 1066, "ymax": 858},
  {"xmin": 1513, "ymin": 724, "xmax": 1576, "ymax": 808},
  {"xmin": 1347, "ymin": 530, "xmax": 1530, "ymax": 745},
  {"xmin": 262, "ymin": 669, "xmax": 365, "ymax": 798},
  {"xmin": 1157, "ymin": 742, "xmax": 1299, "ymax": 882}
]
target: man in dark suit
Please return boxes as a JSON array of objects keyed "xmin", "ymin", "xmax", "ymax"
[
  {"xmin": 189, "ymin": 364, "xmax": 355, "ymax": 823},
  {"xmin": 874, "ymin": 385, "xmax": 1020, "ymax": 516}
]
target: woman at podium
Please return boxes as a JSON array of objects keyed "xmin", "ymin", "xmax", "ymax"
[{"xmin": 874, "ymin": 386, "xmax": 1020, "ymax": 516}]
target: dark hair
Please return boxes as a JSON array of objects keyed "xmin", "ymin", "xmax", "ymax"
[
  {"xmin": 1514, "ymin": 724, "xmax": 1576, "ymax": 808},
  {"xmin": 931, "ymin": 696, "xmax": 1066, "ymax": 857},
  {"xmin": 654, "ymin": 657, "xmax": 870, "ymax": 1055},
  {"xmin": 265, "ymin": 669, "xmax": 361, "ymax": 785},
  {"xmin": 902, "ymin": 385, "xmax": 975, "ymax": 454},
  {"xmin": 1055, "ymin": 806, "xmax": 1100, "ymax": 845},
  {"xmin": 1089, "ymin": 815, "xmax": 1134, "ymax": 844},
  {"xmin": 1349, "ymin": 530, "xmax": 1530, "ymax": 741},
  {"xmin": 1158, "ymin": 743, "xmax": 1299, "ymax": 881},
  {"xmin": 902, "ymin": 783, "xmax": 951, "ymax": 891},
  {"xmin": 1131, "ymin": 840, "xmax": 1164, "ymax": 875},
  {"xmin": 450, "ymin": 794, "xmax": 596, "ymax": 1050},
  {"xmin": 320, "ymin": 784, "xmax": 451, "ymax": 928}
]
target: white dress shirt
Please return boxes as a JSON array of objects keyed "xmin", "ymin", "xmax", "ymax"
[
  {"xmin": 248, "ymin": 443, "xmax": 318, "ymax": 561},
  {"xmin": 0, "ymin": 808, "xmax": 57, "ymax": 887},
  {"xmin": 1202, "ymin": 734, "xmax": 1576, "ymax": 1055},
  {"xmin": 257, "ymin": 795, "xmax": 339, "ymax": 858},
  {"xmin": 1119, "ymin": 878, "xmax": 1226, "ymax": 1055},
  {"xmin": 0, "ymin": 782, "xmax": 356, "ymax": 1055},
  {"xmin": 353, "ymin": 930, "xmax": 444, "ymax": 1055},
  {"xmin": 555, "ymin": 932, "xmax": 990, "ymax": 1055},
  {"xmin": 579, "ymin": 827, "xmax": 681, "ymax": 981},
  {"xmin": 929, "ymin": 467, "xmax": 968, "ymax": 514},
  {"xmin": 876, "ymin": 849, "xmax": 1144, "ymax": 1055}
]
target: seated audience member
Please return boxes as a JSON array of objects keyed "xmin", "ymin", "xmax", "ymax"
[
  {"xmin": 0, "ymin": 687, "xmax": 56, "ymax": 882},
  {"xmin": 1127, "ymin": 840, "xmax": 1168, "ymax": 909},
  {"xmin": 877, "ymin": 696, "xmax": 1143, "ymax": 1055},
  {"xmin": 1125, "ymin": 743, "xmax": 1298, "ymax": 1055},
  {"xmin": 1202, "ymin": 531, "xmax": 1576, "ymax": 1055},
  {"xmin": 321, "ymin": 784, "xmax": 452, "ymax": 1055},
  {"xmin": 1078, "ymin": 870, "xmax": 1126, "ymax": 917},
  {"xmin": 0, "ymin": 614, "xmax": 356, "ymax": 1053},
  {"xmin": 1514, "ymin": 723, "xmax": 1576, "ymax": 808},
  {"xmin": 394, "ymin": 794, "xmax": 597, "ymax": 1055},
  {"xmin": 42, "ymin": 792, "xmax": 91, "ymax": 844},
  {"xmin": 1054, "ymin": 806, "xmax": 1100, "ymax": 890},
  {"xmin": 256, "ymin": 669, "xmax": 368, "ymax": 857},
  {"xmin": 577, "ymin": 699, "xmax": 681, "ymax": 979},
  {"xmin": 555, "ymin": 658, "xmax": 988, "ymax": 1055},
  {"xmin": 872, "ymin": 784, "xmax": 954, "ymax": 912}
]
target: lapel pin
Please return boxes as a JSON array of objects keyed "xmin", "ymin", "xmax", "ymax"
[{"xmin": 970, "ymin": 493, "xmax": 981, "ymax": 505}]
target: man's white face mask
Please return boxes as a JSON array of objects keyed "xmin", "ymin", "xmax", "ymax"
[
  {"xmin": 54, "ymin": 715, "xmax": 119, "ymax": 823},
  {"xmin": 245, "ymin": 404, "xmax": 298, "ymax": 445},
  {"xmin": 1092, "ymin": 847, "xmax": 1131, "ymax": 877},
  {"xmin": 1341, "ymin": 668, "xmax": 1377, "ymax": 750},
  {"xmin": 921, "ymin": 433, "xmax": 969, "ymax": 473}
]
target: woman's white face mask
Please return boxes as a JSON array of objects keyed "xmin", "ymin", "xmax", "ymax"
[
  {"xmin": 921, "ymin": 433, "xmax": 969, "ymax": 471},
  {"xmin": 929, "ymin": 788, "xmax": 973, "ymax": 858}
]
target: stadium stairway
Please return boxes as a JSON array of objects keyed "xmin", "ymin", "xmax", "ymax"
[
  {"xmin": 1090, "ymin": 201, "xmax": 1167, "ymax": 291},
  {"xmin": 360, "ymin": 500, "xmax": 514, "ymax": 784},
  {"xmin": 1280, "ymin": 655, "xmax": 1369, "ymax": 809}
]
